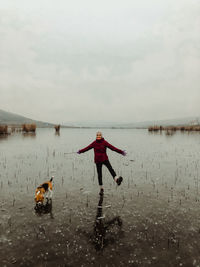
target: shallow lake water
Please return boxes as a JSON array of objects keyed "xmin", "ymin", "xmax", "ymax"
[{"xmin": 0, "ymin": 128, "xmax": 200, "ymax": 266}]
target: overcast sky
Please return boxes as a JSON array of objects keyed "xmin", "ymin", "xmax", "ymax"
[{"xmin": 0, "ymin": 0, "xmax": 199, "ymax": 124}]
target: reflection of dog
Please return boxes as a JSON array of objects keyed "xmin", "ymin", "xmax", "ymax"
[
  {"xmin": 35, "ymin": 177, "xmax": 53, "ymax": 208},
  {"xmin": 34, "ymin": 199, "xmax": 53, "ymax": 218}
]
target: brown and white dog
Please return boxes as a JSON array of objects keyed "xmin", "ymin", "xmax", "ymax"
[{"xmin": 35, "ymin": 176, "xmax": 54, "ymax": 208}]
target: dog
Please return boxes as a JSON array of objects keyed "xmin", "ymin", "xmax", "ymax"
[{"xmin": 35, "ymin": 176, "xmax": 54, "ymax": 209}]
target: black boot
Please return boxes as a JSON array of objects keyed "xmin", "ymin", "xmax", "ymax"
[{"xmin": 117, "ymin": 176, "xmax": 123, "ymax": 186}]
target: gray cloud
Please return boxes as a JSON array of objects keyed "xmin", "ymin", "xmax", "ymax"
[{"xmin": 0, "ymin": 0, "xmax": 199, "ymax": 124}]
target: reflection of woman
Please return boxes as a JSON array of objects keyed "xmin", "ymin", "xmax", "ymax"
[
  {"xmin": 78, "ymin": 131, "xmax": 126, "ymax": 195},
  {"xmin": 93, "ymin": 194, "xmax": 123, "ymax": 251}
]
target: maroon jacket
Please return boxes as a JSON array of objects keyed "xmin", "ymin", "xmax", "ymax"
[{"xmin": 79, "ymin": 138, "xmax": 124, "ymax": 163}]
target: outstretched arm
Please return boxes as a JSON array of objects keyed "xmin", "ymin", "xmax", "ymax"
[
  {"xmin": 105, "ymin": 141, "xmax": 125, "ymax": 155},
  {"xmin": 78, "ymin": 142, "xmax": 94, "ymax": 154}
]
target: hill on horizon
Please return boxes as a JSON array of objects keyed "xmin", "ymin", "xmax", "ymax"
[
  {"xmin": 118, "ymin": 116, "xmax": 200, "ymax": 128},
  {"xmin": 64, "ymin": 116, "xmax": 200, "ymax": 128},
  {"xmin": 0, "ymin": 109, "xmax": 54, "ymax": 127},
  {"xmin": 1, "ymin": 109, "xmax": 199, "ymax": 129}
]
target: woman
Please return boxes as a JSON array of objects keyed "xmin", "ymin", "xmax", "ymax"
[{"xmin": 77, "ymin": 131, "xmax": 126, "ymax": 195}]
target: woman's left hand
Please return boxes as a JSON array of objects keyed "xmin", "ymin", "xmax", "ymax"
[{"xmin": 122, "ymin": 150, "xmax": 127, "ymax": 156}]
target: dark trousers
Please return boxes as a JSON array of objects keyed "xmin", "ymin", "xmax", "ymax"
[{"xmin": 96, "ymin": 160, "xmax": 116, "ymax": 186}]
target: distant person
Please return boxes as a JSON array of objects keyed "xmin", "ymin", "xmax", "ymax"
[{"xmin": 77, "ymin": 131, "xmax": 126, "ymax": 195}]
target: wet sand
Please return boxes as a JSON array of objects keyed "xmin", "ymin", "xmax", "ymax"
[{"xmin": 0, "ymin": 129, "xmax": 200, "ymax": 266}]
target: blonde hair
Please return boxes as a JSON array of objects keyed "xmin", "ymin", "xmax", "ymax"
[{"xmin": 96, "ymin": 131, "xmax": 102, "ymax": 136}]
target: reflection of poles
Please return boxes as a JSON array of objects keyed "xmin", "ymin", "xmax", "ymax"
[
  {"xmin": 196, "ymin": 161, "xmax": 199, "ymax": 199},
  {"xmin": 54, "ymin": 125, "xmax": 60, "ymax": 133},
  {"xmin": 93, "ymin": 194, "xmax": 123, "ymax": 251},
  {"xmin": 23, "ymin": 132, "xmax": 36, "ymax": 138},
  {"xmin": 55, "ymin": 131, "xmax": 60, "ymax": 136}
]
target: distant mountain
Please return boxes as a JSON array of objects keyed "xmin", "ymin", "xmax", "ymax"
[
  {"xmin": 0, "ymin": 109, "xmax": 53, "ymax": 127},
  {"xmin": 63, "ymin": 121, "xmax": 122, "ymax": 128},
  {"xmin": 64, "ymin": 116, "xmax": 200, "ymax": 128},
  {"xmin": 120, "ymin": 117, "xmax": 200, "ymax": 128},
  {"xmin": 2, "ymin": 109, "xmax": 198, "ymax": 129}
]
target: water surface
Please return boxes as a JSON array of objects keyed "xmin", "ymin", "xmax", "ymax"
[{"xmin": 0, "ymin": 129, "xmax": 200, "ymax": 266}]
